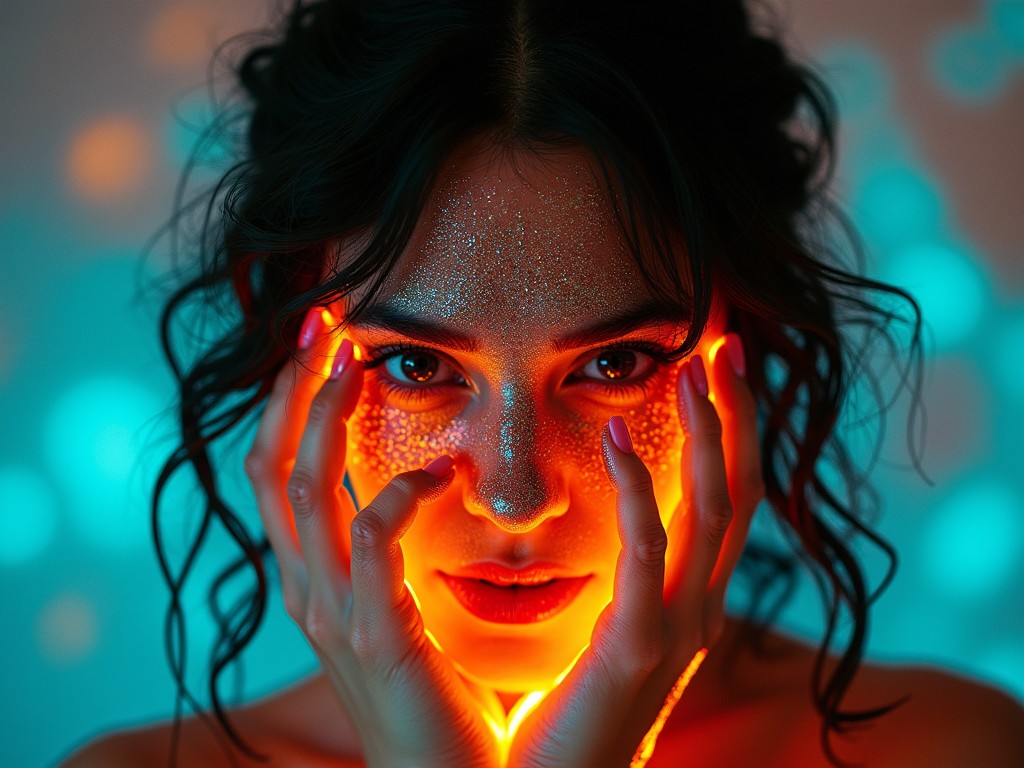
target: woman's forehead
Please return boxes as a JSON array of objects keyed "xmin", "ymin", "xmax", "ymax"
[{"xmin": 370, "ymin": 146, "xmax": 655, "ymax": 344}]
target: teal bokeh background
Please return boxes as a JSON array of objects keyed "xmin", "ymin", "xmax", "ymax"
[{"xmin": 1, "ymin": 1, "xmax": 1022, "ymax": 766}]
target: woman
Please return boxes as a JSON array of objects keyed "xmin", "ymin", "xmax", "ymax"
[{"xmin": 64, "ymin": 0, "xmax": 1023, "ymax": 766}]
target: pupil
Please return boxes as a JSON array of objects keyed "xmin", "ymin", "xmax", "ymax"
[
  {"xmin": 401, "ymin": 353, "xmax": 438, "ymax": 382},
  {"xmin": 596, "ymin": 350, "xmax": 636, "ymax": 380}
]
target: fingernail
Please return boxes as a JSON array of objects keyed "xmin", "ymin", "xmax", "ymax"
[
  {"xmin": 329, "ymin": 339, "xmax": 354, "ymax": 380},
  {"xmin": 297, "ymin": 308, "xmax": 321, "ymax": 350},
  {"xmin": 608, "ymin": 415, "xmax": 634, "ymax": 453},
  {"xmin": 725, "ymin": 333, "xmax": 746, "ymax": 378},
  {"xmin": 690, "ymin": 355, "xmax": 709, "ymax": 397},
  {"xmin": 423, "ymin": 455, "xmax": 455, "ymax": 478}
]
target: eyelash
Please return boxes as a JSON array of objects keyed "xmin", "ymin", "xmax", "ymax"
[{"xmin": 361, "ymin": 341, "xmax": 677, "ymax": 402}]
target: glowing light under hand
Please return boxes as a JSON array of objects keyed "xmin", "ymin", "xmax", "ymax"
[{"xmin": 630, "ymin": 648, "xmax": 708, "ymax": 768}]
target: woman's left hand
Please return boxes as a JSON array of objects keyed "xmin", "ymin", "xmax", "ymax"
[{"xmin": 505, "ymin": 333, "xmax": 765, "ymax": 768}]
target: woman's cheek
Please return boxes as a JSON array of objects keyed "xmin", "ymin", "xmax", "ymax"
[
  {"xmin": 346, "ymin": 386, "xmax": 469, "ymax": 505},
  {"xmin": 632, "ymin": 364, "xmax": 685, "ymax": 528},
  {"xmin": 343, "ymin": 365, "xmax": 685, "ymax": 528}
]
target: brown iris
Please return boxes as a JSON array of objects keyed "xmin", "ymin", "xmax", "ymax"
[
  {"xmin": 595, "ymin": 350, "xmax": 636, "ymax": 380},
  {"xmin": 400, "ymin": 352, "xmax": 439, "ymax": 382}
]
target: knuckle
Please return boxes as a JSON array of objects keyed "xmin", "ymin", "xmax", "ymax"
[
  {"xmin": 632, "ymin": 524, "xmax": 668, "ymax": 564},
  {"xmin": 385, "ymin": 472, "xmax": 420, "ymax": 502},
  {"xmin": 306, "ymin": 390, "xmax": 331, "ymax": 425},
  {"xmin": 350, "ymin": 509, "xmax": 387, "ymax": 552},
  {"xmin": 622, "ymin": 464, "xmax": 655, "ymax": 496},
  {"xmin": 694, "ymin": 409, "xmax": 724, "ymax": 443},
  {"xmin": 703, "ymin": 498, "xmax": 733, "ymax": 547},
  {"xmin": 245, "ymin": 450, "xmax": 285, "ymax": 487},
  {"xmin": 243, "ymin": 451, "xmax": 265, "ymax": 481},
  {"xmin": 286, "ymin": 469, "xmax": 319, "ymax": 516},
  {"xmin": 304, "ymin": 603, "xmax": 340, "ymax": 651}
]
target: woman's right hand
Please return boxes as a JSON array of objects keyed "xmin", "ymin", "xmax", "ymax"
[{"xmin": 244, "ymin": 307, "xmax": 500, "ymax": 768}]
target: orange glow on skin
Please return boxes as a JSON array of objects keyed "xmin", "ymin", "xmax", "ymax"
[
  {"xmin": 339, "ymin": 316, "xmax": 723, "ymax": 691},
  {"xmin": 326, "ymin": 144, "xmax": 726, "ymax": 757}
]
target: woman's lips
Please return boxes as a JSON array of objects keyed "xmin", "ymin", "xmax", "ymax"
[{"xmin": 439, "ymin": 563, "xmax": 592, "ymax": 624}]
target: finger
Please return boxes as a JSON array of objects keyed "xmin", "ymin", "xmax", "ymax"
[
  {"xmin": 348, "ymin": 458, "xmax": 456, "ymax": 646},
  {"xmin": 288, "ymin": 337, "xmax": 364, "ymax": 596},
  {"xmin": 668, "ymin": 355, "xmax": 733, "ymax": 634},
  {"xmin": 253, "ymin": 307, "xmax": 341, "ymax": 473},
  {"xmin": 705, "ymin": 333, "xmax": 763, "ymax": 603},
  {"xmin": 247, "ymin": 307, "xmax": 339, "ymax": 582},
  {"xmin": 589, "ymin": 416, "xmax": 667, "ymax": 678},
  {"xmin": 521, "ymin": 417, "xmax": 668, "ymax": 763}
]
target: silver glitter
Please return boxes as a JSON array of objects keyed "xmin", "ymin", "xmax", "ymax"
[{"xmin": 347, "ymin": 154, "xmax": 689, "ymax": 531}]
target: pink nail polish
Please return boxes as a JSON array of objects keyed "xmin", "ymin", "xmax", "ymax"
[
  {"xmin": 297, "ymin": 308, "xmax": 321, "ymax": 350},
  {"xmin": 608, "ymin": 415, "xmax": 634, "ymax": 453},
  {"xmin": 423, "ymin": 455, "xmax": 455, "ymax": 478},
  {"xmin": 725, "ymin": 333, "xmax": 746, "ymax": 378},
  {"xmin": 329, "ymin": 339, "xmax": 354, "ymax": 380},
  {"xmin": 690, "ymin": 355, "xmax": 709, "ymax": 397}
]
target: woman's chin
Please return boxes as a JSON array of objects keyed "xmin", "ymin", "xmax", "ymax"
[
  {"xmin": 451, "ymin": 651, "xmax": 571, "ymax": 693},
  {"xmin": 434, "ymin": 630, "xmax": 589, "ymax": 693}
]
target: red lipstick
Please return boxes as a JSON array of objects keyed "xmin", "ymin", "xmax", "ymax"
[{"xmin": 440, "ymin": 563, "xmax": 591, "ymax": 624}]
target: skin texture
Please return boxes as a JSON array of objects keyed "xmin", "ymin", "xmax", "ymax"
[{"xmin": 338, "ymin": 142, "xmax": 728, "ymax": 693}]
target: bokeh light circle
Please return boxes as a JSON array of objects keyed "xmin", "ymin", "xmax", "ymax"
[
  {"xmin": 930, "ymin": 25, "xmax": 1010, "ymax": 104},
  {"xmin": 852, "ymin": 165, "xmax": 945, "ymax": 250},
  {"xmin": 146, "ymin": 4, "xmax": 224, "ymax": 71},
  {"xmin": 66, "ymin": 116, "xmax": 154, "ymax": 202},
  {"xmin": 35, "ymin": 593, "xmax": 99, "ymax": 664},
  {"xmin": 43, "ymin": 376, "xmax": 163, "ymax": 553},
  {"xmin": 921, "ymin": 478, "xmax": 1022, "ymax": 600},
  {"xmin": 990, "ymin": 0, "xmax": 1024, "ymax": 56},
  {"xmin": 881, "ymin": 242, "xmax": 988, "ymax": 349},
  {"xmin": 0, "ymin": 466, "xmax": 59, "ymax": 565},
  {"xmin": 991, "ymin": 309, "xmax": 1024, "ymax": 401}
]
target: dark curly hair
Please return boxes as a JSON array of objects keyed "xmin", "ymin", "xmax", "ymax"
[{"xmin": 151, "ymin": 1, "xmax": 924, "ymax": 765}]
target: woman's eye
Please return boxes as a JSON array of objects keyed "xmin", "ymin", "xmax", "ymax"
[
  {"xmin": 382, "ymin": 351, "xmax": 464, "ymax": 387},
  {"xmin": 576, "ymin": 349, "xmax": 655, "ymax": 384}
]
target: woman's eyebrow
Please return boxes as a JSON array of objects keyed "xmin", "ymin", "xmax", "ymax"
[
  {"xmin": 348, "ymin": 298, "xmax": 690, "ymax": 353},
  {"xmin": 349, "ymin": 305, "xmax": 480, "ymax": 351},
  {"xmin": 550, "ymin": 299, "xmax": 691, "ymax": 352}
]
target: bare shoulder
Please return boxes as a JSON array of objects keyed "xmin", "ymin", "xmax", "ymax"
[
  {"xmin": 57, "ymin": 675, "xmax": 361, "ymax": 768},
  {"xmin": 841, "ymin": 660, "xmax": 1024, "ymax": 767},
  {"xmin": 668, "ymin": 620, "xmax": 1024, "ymax": 767},
  {"xmin": 58, "ymin": 717, "xmax": 261, "ymax": 768}
]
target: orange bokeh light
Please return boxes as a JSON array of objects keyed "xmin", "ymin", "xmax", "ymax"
[
  {"xmin": 146, "ymin": 4, "xmax": 225, "ymax": 71},
  {"xmin": 66, "ymin": 117, "xmax": 153, "ymax": 203}
]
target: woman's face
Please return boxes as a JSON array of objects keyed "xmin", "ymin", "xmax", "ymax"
[{"xmin": 340, "ymin": 142, "xmax": 725, "ymax": 692}]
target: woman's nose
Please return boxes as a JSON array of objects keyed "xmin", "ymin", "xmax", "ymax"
[{"xmin": 461, "ymin": 381, "xmax": 569, "ymax": 532}]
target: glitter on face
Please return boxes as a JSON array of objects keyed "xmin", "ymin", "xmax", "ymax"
[
  {"xmin": 347, "ymin": 160, "xmax": 667, "ymax": 529},
  {"xmin": 337, "ymin": 143, "xmax": 712, "ymax": 689}
]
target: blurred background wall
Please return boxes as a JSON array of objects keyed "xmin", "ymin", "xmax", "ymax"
[{"xmin": 1, "ymin": 1, "xmax": 1022, "ymax": 766}]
